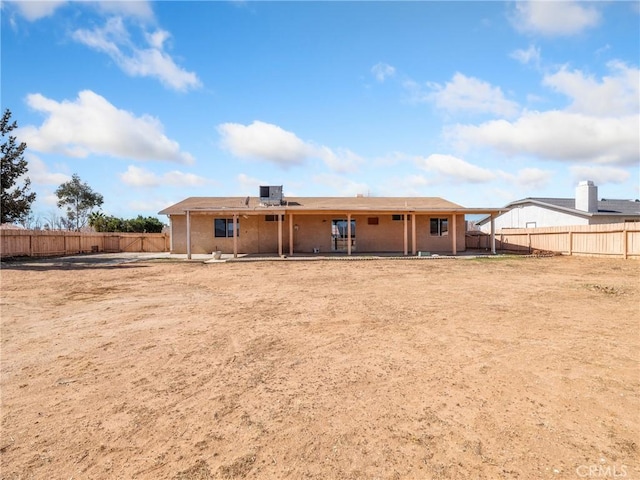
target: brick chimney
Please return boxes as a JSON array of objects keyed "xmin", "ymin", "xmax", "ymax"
[{"xmin": 575, "ymin": 181, "xmax": 598, "ymax": 213}]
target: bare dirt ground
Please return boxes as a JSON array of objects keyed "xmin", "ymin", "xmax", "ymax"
[{"xmin": 1, "ymin": 255, "xmax": 638, "ymax": 480}]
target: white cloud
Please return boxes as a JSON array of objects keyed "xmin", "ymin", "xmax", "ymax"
[
  {"xmin": 371, "ymin": 62, "xmax": 396, "ymax": 82},
  {"xmin": 72, "ymin": 17, "xmax": 200, "ymax": 91},
  {"xmin": 411, "ymin": 73, "xmax": 519, "ymax": 117},
  {"xmin": 218, "ymin": 121, "xmax": 313, "ymax": 167},
  {"xmin": 543, "ymin": 62, "xmax": 639, "ymax": 117},
  {"xmin": 316, "ymin": 146, "xmax": 364, "ymax": 173},
  {"xmin": 24, "ymin": 154, "xmax": 71, "ymax": 185},
  {"xmin": 8, "ymin": 1, "xmax": 189, "ymax": 91},
  {"xmin": 237, "ymin": 173, "xmax": 266, "ymax": 194},
  {"xmin": 7, "ymin": 1, "xmax": 154, "ymax": 21},
  {"xmin": 372, "ymin": 151, "xmax": 412, "ymax": 167},
  {"xmin": 130, "ymin": 198, "xmax": 174, "ymax": 214},
  {"xmin": 96, "ymin": 1, "xmax": 154, "ymax": 21},
  {"xmin": 569, "ymin": 166, "xmax": 630, "ymax": 185},
  {"xmin": 447, "ymin": 62, "xmax": 639, "ymax": 167},
  {"xmin": 499, "ymin": 167, "xmax": 554, "ymax": 189},
  {"xmin": 312, "ymin": 174, "xmax": 370, "ymax": 197},
  {"xmin": 377, "ymin": 174, "xmax": 436, "ymax": 197},
  {"xmin": 41, "ymin": 193, "xmax": 60, "ymax": 208},
  {"xmin": 417, "ymin": 154, "xmax": 496, "ymax": 183},
  {"xmin": 512, "ymin": 1, "xmax": 600, "ymax": 36},
  {"xmin": 119, "ymin": 165, "xmax": 209, "ymax": 187},
  {"xmin": 218, "ymin": 120, "xmax": 364, "ymax": 172},
  {"xmin": 19, "ymin": 90, "xmax": 194, "ymax": 164},
  {"xmin": 448, "ymin": 110, "xmax": 638, "ymax": 166},
  {"xmin": 510, "ymin": 45, "xmax": 541, "ymax": 66},
  {"xmin": 7, "ymin": 0, "xmax": 67, "ymax": 21}
]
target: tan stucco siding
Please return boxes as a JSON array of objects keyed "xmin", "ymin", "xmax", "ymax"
[
  {"xmin": 171, "ymin": 214, "xmax": 292, "ymax": 254},
  {"xmin": 289, "ymin": 215, "xmax": 333, "ymax": 253},
  {"xmin": 415, "ymin": 215, "xmax": 466, "ymax": 253},
  {"xmin": 169, "ymin": 212, "xmax": 466, "ymax": 255}
]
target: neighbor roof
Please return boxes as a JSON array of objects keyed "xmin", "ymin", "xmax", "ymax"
[{"xmin": 159, "ymin": 196, "xmax": 480, "ymax": 216}]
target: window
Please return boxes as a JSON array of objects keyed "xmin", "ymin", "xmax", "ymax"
[
  {"xmin": 392, "ymin": 214, "xmax": 406, "ymax": 221},
  {"xmin": 264, "ymin": 215, "xmax": 284, "ymax": 222},
  {"xmin": 430, "ymin": 218, "xmax": 448, "ymax": 236},
  {"xmin": 367, "ymin": 217, "xmax": 379, "ymax": 225},
  {"xmin": 214, "ymin": 218, "xmax": 239, "ymax": 238}
]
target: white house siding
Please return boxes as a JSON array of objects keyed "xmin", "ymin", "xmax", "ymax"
[{"xmin": 481, "ymin": 204, "xmax": 589, "ymax": 233}]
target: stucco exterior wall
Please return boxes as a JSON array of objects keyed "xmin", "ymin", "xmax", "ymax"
[
  {"xmin": 171, "ymin": 214, "xmax": 292, "ymax": 254},
  {"xmin": 169, "ymin": 213, "xmax": 466, "ymax": 255},
  {"xmin": 415, "ymin": 214, "xmax": 466, "ymax": 253},
  {"xmin": 289, "ymin": 215, "xmax": 333, "ymax": 253}
]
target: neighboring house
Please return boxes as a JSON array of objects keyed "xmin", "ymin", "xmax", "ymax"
[
  {"xmin": 477, "ymin": 181, "xmax": 640, "ymax": 233},
  {"xmin": 159, "ymin": 187, "xmax": 501, "ymax": 258}
]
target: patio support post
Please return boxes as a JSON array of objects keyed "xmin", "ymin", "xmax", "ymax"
[
  {"xmin": 278, "ymin": 212, "xmax": 283, "ymax": 257},
  {"xmin": 452, "ymin": 213, "xmax": 457, "ymax": 256},
  {"xmin": 347, "ymin": 213, "xmax": 352, "ymax": 256},
  {"xmin": 169, "ymin": 216, "xmax": 174, "ymax": 253},
  {"xmin": 403, "ymin": 214, "xmax": 408, "ymax": 256},
  {"xmin": 411, "ymin": 214, "xmax": 417, "ymax": 256},
  {"xmin": 289, "ymin": 213, "xmax": 294, "ymax": 256},
  {"xmin": 490, "ymin": 215, "xmax": 496, "ymax": 254},
  {"xmin": 186, "ymin": 210, "xmax": 191, "ymax": 260},
  {"xmin": 233, "ymin": 213, "xmax": 238, "ymax": 258}
]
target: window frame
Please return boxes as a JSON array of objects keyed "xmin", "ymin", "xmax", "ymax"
[
  {"xmin": 214, "ymin": 218, "xmax": 239, "ymax": 238},
  {"xmin": 430, "ymin": 217, "xmax": 449, "ymax": 237}
]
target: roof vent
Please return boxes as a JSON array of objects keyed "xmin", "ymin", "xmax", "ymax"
[{"xmin": 259, "ymin": 185, "xmax": 283, "ymax": 206}]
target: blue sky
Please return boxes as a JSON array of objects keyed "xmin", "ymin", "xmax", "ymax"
[{"xmin": 2, "ymin": 1, "xmax": 639, "ymax": 222}]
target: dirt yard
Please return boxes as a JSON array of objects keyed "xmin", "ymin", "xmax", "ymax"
[{"xmin": 1, "ymin": 255, "xmax": 638, "ymax": 479}]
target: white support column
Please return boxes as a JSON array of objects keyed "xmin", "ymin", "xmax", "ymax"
[
  {"xmin": 403, "ymin": 214, "xmax": 408, "ymax": 256},
  {"xmin": 347, "ymin": 213, "xmax": 352, "ymax": 256},
  {"xmin": 186, "ymin": 210, "xmax": 191, "ymax": 260},
  {"xmin": 411, "ymin": 214, "xmax": 417, "ymax": 256},
  {"xmin": 233, "ymin": 213, "xmax": 238, "ymax": 258},
  {"xmin": 289, "ymin": 213, "xmax": 294, "ymax": 256},
  {"xmin": 278, "ymin": 212, "xmax": 283, "ymax": 257},
  {"xmin": 452, "ymin": 213, "xmax": 457, "ymax": 256},
  {"xmin": 490, "ymin": 215, "xmax": 496, "ymax": 254}
]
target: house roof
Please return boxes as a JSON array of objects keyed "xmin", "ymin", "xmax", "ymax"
[
  {"xmin": 159, "ymin": 196, "xmax": 499, "ymax": 216},
  {"xmin": 476, "ymin": 197, "xmax": 640, "ymax": 225}
]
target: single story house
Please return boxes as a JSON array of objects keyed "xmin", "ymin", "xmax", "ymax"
[
  {"xmin": 159, "ymin": 187, "xmax": 502, "ymax": 258},
  {"xmin": 477, "ymin": 181, "xmax": 640, "ymax": 232}
]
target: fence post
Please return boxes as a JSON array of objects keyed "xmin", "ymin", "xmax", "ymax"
[
  {"xmin": 623, "ymin": 225, "xmax": 628, "ymax": 260},
  {"xmin": 568, "ymin": 231, "xmax": 573, "ymax": 256}
]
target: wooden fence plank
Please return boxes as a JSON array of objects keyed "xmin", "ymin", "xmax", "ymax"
[
  {"xmin": 0, "ymin": 230, "xmax": 169, "ymax": 258},
  {"xmin": 466, "ymin": 222, "xmax": 639, "ymax": 259}
]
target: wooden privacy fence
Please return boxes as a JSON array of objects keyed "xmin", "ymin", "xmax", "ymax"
[
  {"xmin": 466, "ymin": 223, "xmax": 640, "ymax": 259},
  {"xmin": 0, "ymin": 230, "xmax": 170, "ymax": 258}
]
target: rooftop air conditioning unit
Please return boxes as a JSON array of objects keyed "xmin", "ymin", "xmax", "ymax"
[{"xmin": 259, "ymin": 185, "xmax": 283, "ymax": 206}]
